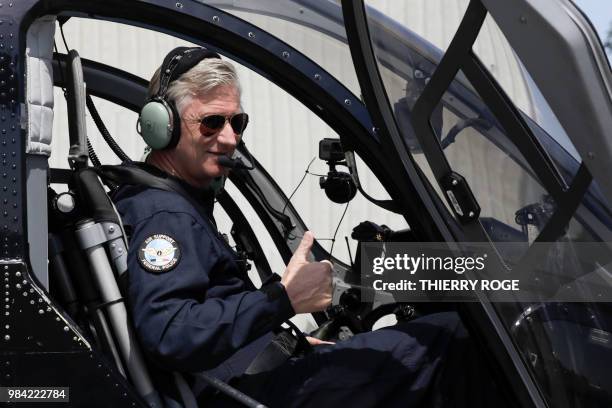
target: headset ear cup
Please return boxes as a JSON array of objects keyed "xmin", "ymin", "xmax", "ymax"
[
  {"xmin": 139, "ymin": 99, "xmax": 174, "ymax": 149},
  {"xmin": 143, "ymin": 46, "xmax": 220, "ymax": 150},
  {"xmin": 165, "ymin": 100, "xmax": 182, "ymax": 149}
]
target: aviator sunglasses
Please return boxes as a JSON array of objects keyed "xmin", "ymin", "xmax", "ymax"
[{"xmin": 197, "ymin": 112, "xmax": 249, "ymax": 135}]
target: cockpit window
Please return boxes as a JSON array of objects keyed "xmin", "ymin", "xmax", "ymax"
[
  {"xmin": 365, "ymin": 0, "xmax": 469, "ymax": 55},
  {"xmin": 51, "ymin": 94, "xmax": 144, "ymax": 170},
  {"xmin": 361, "ymin": 0, "xmax": 478, "ymax": 213},
  {"xmin": 361, "ymin": 2, "xmax": 612, "ymax": 406},
  {"xmin": 56, "ymin": 18, "xmax": 184, "ymax": 84},
  {"xmin": 361, "ymin": 0, "xmax": 610, "ymax": 244},
  {"xmin": 50, "ymin": 19, "xmax": 192, "ymax": 171},
  {"xmin": 242, "ymin": 67, "xmax": 407, "ymax": 265},
  {"xmin": 473, "ymin": 14, "xmax": 583, "ymax": 184},
  {"xmin": 210, "ymin": 0, "xmax": 362, "ymax": 97},
  {"xmin": 364, "ymin": 0, "xmax": 472, "ymax": 108},
  {"xmin": 433, "ymin": 79, "xmax": 553, "ymax": 247}
]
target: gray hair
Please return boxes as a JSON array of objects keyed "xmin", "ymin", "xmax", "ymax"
[{"xmin": 148, "ymin": 57, "xmax": 241, "ymax": 114}]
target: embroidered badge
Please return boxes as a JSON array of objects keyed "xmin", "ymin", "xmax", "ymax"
[{"xmin": 138, "ymin": 234, "xmax": 181, "ymax": 273}]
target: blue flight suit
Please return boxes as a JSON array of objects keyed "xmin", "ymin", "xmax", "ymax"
[
  {"xmin": 114, "ymin": 170, "xmax": 507, "ymax": 408},
  {"xmin": 113, "ymin": 178, "xmax": 294, "ymax": 401}
]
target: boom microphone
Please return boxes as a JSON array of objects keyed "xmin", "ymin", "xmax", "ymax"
[{"xmin": 217, "ymin": 155, "xmax": 254, "ymax": 170}]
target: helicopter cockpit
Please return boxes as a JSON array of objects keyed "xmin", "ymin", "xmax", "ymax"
[{"xmin": 4, "ymin": 0, "xmax": 612, "ymax": 407}]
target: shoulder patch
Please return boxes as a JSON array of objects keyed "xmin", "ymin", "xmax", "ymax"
[{"xmin": 138, "ymin": 234, "xmax": 181, "ymax": 273}]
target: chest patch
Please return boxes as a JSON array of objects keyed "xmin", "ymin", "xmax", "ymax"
[{"xmin": 138, "ymin": 234, "xmax": 181, "ymax": 273}]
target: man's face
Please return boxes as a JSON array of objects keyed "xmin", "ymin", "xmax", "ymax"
[{"xmin": 173, "ymin": 85, "xmax": 241, "ymax": 188}]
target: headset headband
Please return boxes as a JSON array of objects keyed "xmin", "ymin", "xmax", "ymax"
[
  {"xmin": 138, "ymin": 46, "xmax": 223, "ymax": 151},
  {"xmin": 155, "ymin": 46, "xmax": 222, "ymax": 98}
]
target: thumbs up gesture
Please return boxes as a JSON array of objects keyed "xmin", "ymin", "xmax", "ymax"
[{"xmin": 281, "ymin": 231, "xmax": 333, "ymax": 314}]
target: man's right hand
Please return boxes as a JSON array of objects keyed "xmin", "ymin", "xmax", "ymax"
[{"xmin": 281, "ymin": 231, "xmax": 333, "ymax": 314}]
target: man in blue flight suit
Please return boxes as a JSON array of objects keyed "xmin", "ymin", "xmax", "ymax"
[{"xmin": 114, "ymin": 47, "xmax": 507, "ymax": 407}]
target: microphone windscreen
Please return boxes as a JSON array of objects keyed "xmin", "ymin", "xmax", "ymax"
[
  {"xmin": 218, "ymin": 155, "xmax": 253, "ymax": 170},
  {"xmin": 217, "ymin": 156, "xmax": 237, "ymax": 168}
]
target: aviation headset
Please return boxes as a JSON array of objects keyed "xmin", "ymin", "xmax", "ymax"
[{"xmin": 138, "ymin": 46, "xmax": 222, "ymax": 150}]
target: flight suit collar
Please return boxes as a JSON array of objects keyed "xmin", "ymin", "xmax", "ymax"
[{"xmin": 135, "ymin": 161, "xmax": 217, "ymax": 221}]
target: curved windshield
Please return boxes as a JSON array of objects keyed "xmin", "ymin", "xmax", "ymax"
[
  {"xmin": 433, "ymin": 75, "xmax": 552, "ymax": 248},
  {"xmin": 364, "ymin": 2, "xmax": 612, "ymax": 406},
  {"xmin": 473, "ymin": 14, "xmax": 583, "ymax": 184},
  {"xmin": 362, "ymin": 1, "xmax": 612, "ymax": 240},
  {"xmin": 208, "ymin": 0, "xmax": 361, "ymax": 97}
]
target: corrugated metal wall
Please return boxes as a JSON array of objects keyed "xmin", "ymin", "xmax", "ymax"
[{"xmin": 50, "ymin": 1, "xmax": 532, "ymax": 276}]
